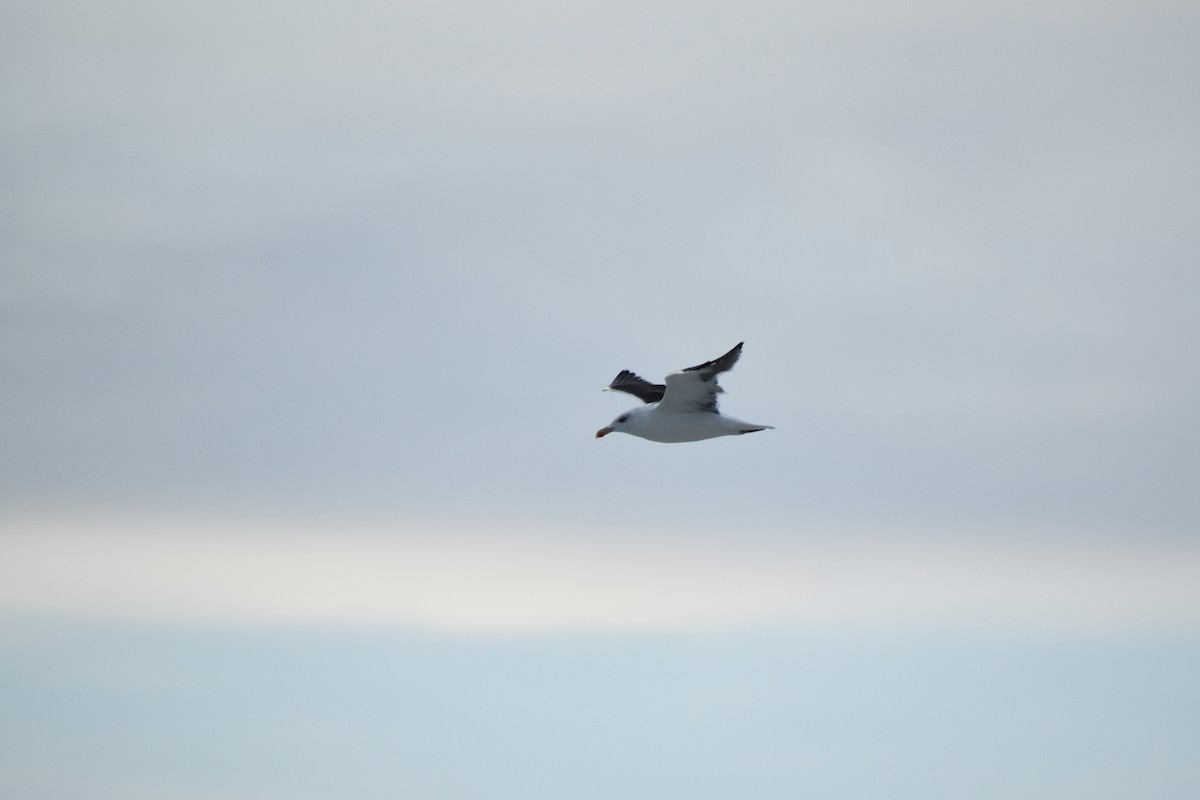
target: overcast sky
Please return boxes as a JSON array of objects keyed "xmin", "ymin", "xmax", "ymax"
[
  {"xmin": 2, "ymin": 1, "xmax": 1199, "ymax": 797},
  {"xmin": 4, "ymin": 0, "xmax": 1198, "ymax": 535}
]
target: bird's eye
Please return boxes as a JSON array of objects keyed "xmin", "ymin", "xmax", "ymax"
[{"xmin": 617, "ymin": 415, "xmax": 629, "ymax": 423}]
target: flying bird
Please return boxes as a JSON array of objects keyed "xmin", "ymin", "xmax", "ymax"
[{"xmin": 595, "ymin": 342, "xmax": 774, "ymax": 443}]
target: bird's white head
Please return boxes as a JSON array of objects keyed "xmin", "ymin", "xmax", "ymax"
[{"xmin": 595, "ymin": 406, "xmax": 647, "ymax": 438}]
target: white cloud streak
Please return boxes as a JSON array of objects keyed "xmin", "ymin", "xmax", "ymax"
[{"xmin": 2, "ymin": 520, "xmax": 1197, "ymax": 635}]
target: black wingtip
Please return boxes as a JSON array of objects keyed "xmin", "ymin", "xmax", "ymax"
[{"xmin": 683, "ymin": 342, "xmax": 745, "ymax": 374}]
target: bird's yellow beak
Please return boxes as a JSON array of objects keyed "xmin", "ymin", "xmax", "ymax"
[{"xmin": 595, "ymin": 427, "xmax": 614, "ymax": 438}]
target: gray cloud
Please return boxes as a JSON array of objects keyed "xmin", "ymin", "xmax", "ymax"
[{"xmin": 2, "ymin": 0, "xmax": 1197, "ymax": 534}]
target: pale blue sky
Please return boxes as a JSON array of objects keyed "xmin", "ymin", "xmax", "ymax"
[{"xmin": 2, "ymin": 0, "xmax": 1199, "ymax": 797}]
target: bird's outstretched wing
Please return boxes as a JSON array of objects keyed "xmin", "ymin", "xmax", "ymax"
[
  {"xmin": 606, "ymin": 370, "xmax": 666, "ymax": 404},
  {"xmin": 657, "ymin": 342, "xmax": 744, "ymax": 413}
]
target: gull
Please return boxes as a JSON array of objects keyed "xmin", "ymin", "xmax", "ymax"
[{"xmin": 595, "ymin": 342, "xmax": 774, "ymax": 443}]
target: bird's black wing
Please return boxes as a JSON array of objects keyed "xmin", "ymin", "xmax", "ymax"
[
  {"xmin": 607, "ymin": 370, "xmax": 667, "ymax": 404},
  {"xmin": 682, "ymin": 341, "xmax": 743, "ymax": 378}
]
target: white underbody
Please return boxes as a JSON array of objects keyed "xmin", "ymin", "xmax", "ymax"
[{"xmin": 617, "ymin": 403, "xmax": 772, "ymax": 443}]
